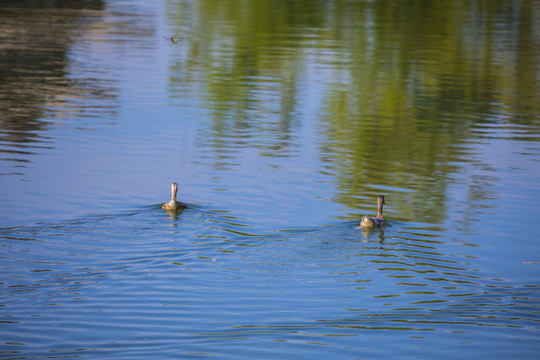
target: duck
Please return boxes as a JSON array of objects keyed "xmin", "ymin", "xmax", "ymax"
[
  {"xmin": 161, "ymin": 182, "xmax": 187, "ymax": 211},
  {"xmin": 355, "ymin": 195, "xmax": 385, "ymax": 229}
]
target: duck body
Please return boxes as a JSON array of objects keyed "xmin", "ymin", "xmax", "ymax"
[
  {"xmin": 162, "ymin": 182, "xmax": 187, "ymax": 211},
  {"xmin": 355, "ymin": 195, "xmax": 385, "ymax": 229},
  {"xmin": 161, "ymin": 198, "xmax": 186, "ymax": 211},
  {"xmin": 358, "ymin": 215, "xmax": 385, "ymax": 228}
]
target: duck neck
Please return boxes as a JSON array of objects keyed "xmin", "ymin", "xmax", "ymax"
[
  {"xmin": 377, "ymin": 195, "xmax": 384, "ymax": 219},
  {"xmin": 171, "ymin": 183, "xmax": 178, "ymax": 201}
]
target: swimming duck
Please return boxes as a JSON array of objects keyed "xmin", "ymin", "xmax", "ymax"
[
  {"xmin": 162, "ymin": 182, "xmax": 187, "ymax": 211},
  {"xmin": 355, "ymin": 195, "xmax": 385, "ymax": 229}
]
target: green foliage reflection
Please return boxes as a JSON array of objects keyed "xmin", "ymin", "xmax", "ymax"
[{"xmin": 166, "ymin": 0, "xmax": 540, "ymax": 223}]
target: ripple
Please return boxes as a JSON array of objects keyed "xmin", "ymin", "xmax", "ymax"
[{"xmin": 1, "ymin": 209, "xmax": 540, "ymax": 359}]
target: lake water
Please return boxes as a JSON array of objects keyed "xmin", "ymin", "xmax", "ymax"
[{"xmin": 1, "ymin": 0, "xmax": 540, "ymax": 358}]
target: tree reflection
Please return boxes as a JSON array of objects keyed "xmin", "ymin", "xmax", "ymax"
[
  {"xmin": 166, "ymin": 0, "xmax": 540, "ymax": 225},
  {"xmin": 0, "ymin": 0, "xmax": 158, "ymax": 177},
  {"xmin": 0, "ymin": 1, "xmax": 106, "ymax": 173}
]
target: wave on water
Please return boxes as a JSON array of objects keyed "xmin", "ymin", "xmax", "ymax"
[{"xmin": 1, "ymin": 207, "xmax": 539, "ymax": 359}]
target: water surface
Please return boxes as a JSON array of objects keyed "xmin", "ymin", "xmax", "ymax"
[{"xmin": 1, "ymin": 0, "xmax": 540, "ymax": 358}]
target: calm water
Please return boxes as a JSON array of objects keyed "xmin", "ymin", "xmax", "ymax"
[{"xmin": 1, "ymin": 0, "xmax": 540, "ymax": 358}]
